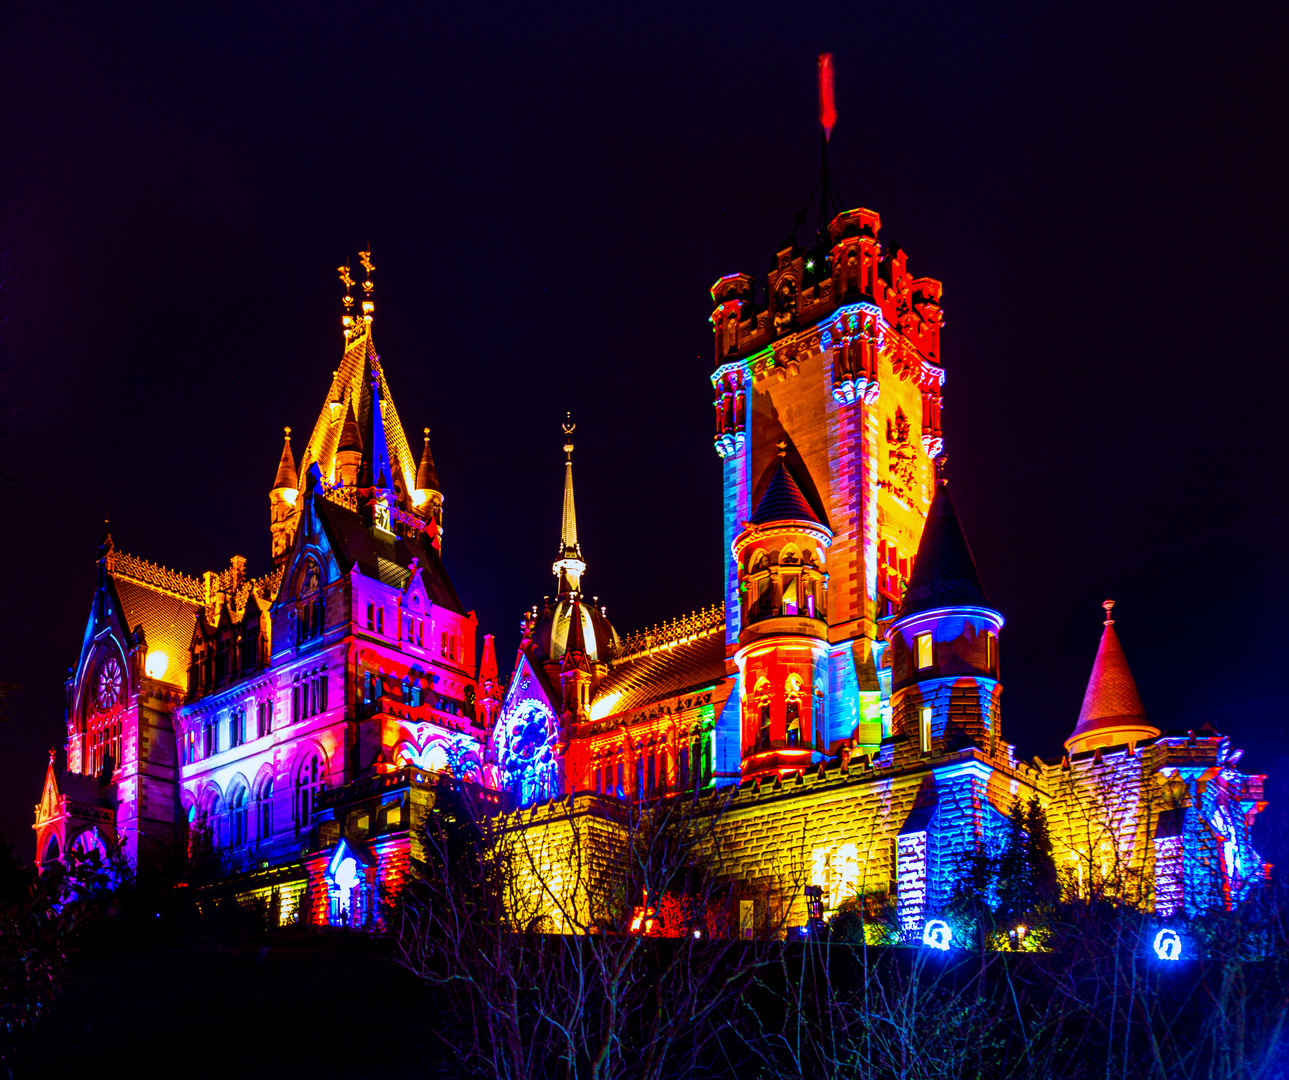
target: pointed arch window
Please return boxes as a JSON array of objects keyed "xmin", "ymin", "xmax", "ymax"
[
  {"xmin": 229, "ymin": 787, "xmax": 249, "ymax": 848},
  {"xmin": 257, "ymin": 777, "xmax": 274, "ymax": 844},
  {"xmin": 295, "ymin": 752, "xmax": 325, "ymax": 833}
]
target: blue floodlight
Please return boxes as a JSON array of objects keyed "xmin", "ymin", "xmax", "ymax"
[
  {"xmin": 1153, "ymin": 928, "xmax": 1182, "ymax": 961},
  {"xmin": 922, "ymin": 919, "xmax": 952, "ymax": 951}
]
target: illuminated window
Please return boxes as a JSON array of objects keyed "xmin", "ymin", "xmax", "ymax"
[
  {"xmin": 258, "ymin": 779, "xmax": 273, "ymax": 843},
  {"xmin": 919, "ymin": 706, "xmax": 932, "ymax": 754},
  {"xmin": 366, "ymin": 602, "xmax": 375, "ymax": 630},
  {"xmin": 786, "ymin": 700, "xmax": 801, "ymax": 746},
  {"xmin": 376, "ymin": 607, "xmax": 384, "ymax": 635},
  {"xmin": 678, "ymin": 745, "xmax": 690, "ymax": 789},
  {"xmin": 783, "ymin": 575, "xmax": 799, "ymax": 616},
  {"xmin": 915, "ymin": 633, "xmax": 933, "ymax": 671},
  {"xmin": 440, "ymin": 632, "xmax": 448, "ymax": 657},
  {"xmin": 814, "ymin": 693, "xmax": 825, "ymax": 750},
  {"xmin": 229, "ymin": 787, "xmax": 248, "ymax": 848},
  {"xmin": 203, "ymin": 720, "xmax": 215, "ymax": 758},
  {"xmin": 616, "ymin": 760, "xmax": 625, "ymax": 800},
  {"xmin": 759, "ymin": 703, "xmax": 772, "ymax": 750},
  {"xmin": 985, "ymin": 631, "xmax": 997, "ymax": 672},
  {"xmin": 296, "ymin": 752, "xmax": 324, "ymax": 833}
]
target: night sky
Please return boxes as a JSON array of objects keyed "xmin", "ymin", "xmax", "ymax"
[{"xmin": 2, "ymin": 2, "xmax": 1286, "ymax": 862}]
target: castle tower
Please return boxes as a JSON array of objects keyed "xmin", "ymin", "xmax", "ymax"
[
  {"xmin": 732, "ymin": 447, "xmax": 832, "ymax": 776},
  {"xmin": 887, "ymin": 475, "xmax": 1003, "ymax": 759},
  {"xmin": 709, "ymin": 201, "xmax": 946, "ymax": 779},
  {"xmin": 270, "ymin": 426, "xmax": 300, "ymax": 568},
  {"xmin": 1064, "ymin": 601, "xmax": 1159, "ymax": 754},
  {"xmin": 334, "ymin": 402, "xmax": 363, "ymax": 487}
]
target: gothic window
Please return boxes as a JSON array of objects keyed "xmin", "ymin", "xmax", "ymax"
[
  {"xmin": 366, "ymin": 602, "xmax": 375, "ymax": 631},
  {"xmin": 635, "ymin": 757, "xmax": 644, "ymax": 800},
  {"xmin": 678, "ymin": 745, "xmax": 690, "ymax": 790},
  {"xmin": 759, "ymin": 702, "xmax": 771, "ymax": 750},
  {"xmin": 203, "ymin": 719, "xmax": 215, "ymax": 758},
  {"xmin": 646, "ymin": 754, "xmax": 656, "ymax": 796},
  {"xmin": 295, "ymin": 752, "xmax": 325, "ymax": 833},
  {"xmin": 230, "ymin": 708, "xmax": 245, "ymax": 748},
  {"xmin": 786, "ymin": 701, "xmax": 801, "ymax": 746},
  {"xmin": 782, "ymin": 575, "xmax": 799, "ymax": 616}
]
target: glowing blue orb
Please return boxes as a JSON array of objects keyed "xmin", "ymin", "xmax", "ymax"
[
  {"xmin": 1153, "ymin": 929, "xmax": 1182, "ymax": 961},
  {"xmin": 922, "ymin": 919, "xmax": 952, "ymax": 951}
]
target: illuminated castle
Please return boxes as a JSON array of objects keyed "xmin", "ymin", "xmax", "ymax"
[{"xmin": 34, "ymin": 210, "xmax": 1270, "ymax": 930}]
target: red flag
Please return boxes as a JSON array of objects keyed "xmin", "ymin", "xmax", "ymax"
[{"xmin": 817, "ymin": 52, "xmax": 836, "ymax": 141}]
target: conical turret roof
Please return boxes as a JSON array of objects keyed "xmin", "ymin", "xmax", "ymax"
[
  {"xmin": 272, "ymin": 427, "xmax": 298, "ymax": 490},
  {"xmin": 898, "ymin": 481, "xmax": 989, "ymax": 617},
  {"xmin": 416, "ymin": 428, "xmax": 440, "ymax": 492},
  {"xmin": 1065, "ymin": 601, "xmax": 1158, "ymax": 752},
  {"xmin": 479, "ymin": 633, "xmax": 499, "ymax": 684},
  {"xmin": 750, "ymin": 457, "xmax": 821, "ymax": 525},
  {"xmin": 338, "ymin": 401, "xmax": 363, "ymax": 455}
]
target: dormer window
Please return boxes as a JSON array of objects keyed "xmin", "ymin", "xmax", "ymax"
[{"xmin": 915, "ymin": 633, "xmax": 933, "ymax": 671}]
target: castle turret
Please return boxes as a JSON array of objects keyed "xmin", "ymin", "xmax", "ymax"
[
  {"xmin": 270, "ymin": 426, "xmax": 300, "ymax": 567},
  {"xmin": 334, "ymin": 401, "xmax": 363, "ymax": 487},
  {"xmin": 1064, "ymin": 601, "xmax": 1159, "ymax": 754},
  {"xmin": 887, "ymin": 474, "xmax": 1003, "ymax": 758},
  {"xmin": 414, "ymin": 427, "xmax": 443, "ymax": 547},
  {"xmin": 732, "ymin": 446, "xmax": 832, "ymax": 776}
]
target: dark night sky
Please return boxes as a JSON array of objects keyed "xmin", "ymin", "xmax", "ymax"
[{"xmin": 2, "ymin": 1, "xmax": 1287, "ymax": 862}]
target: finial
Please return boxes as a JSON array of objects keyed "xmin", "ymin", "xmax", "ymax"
[
  {"xmin": 48, "ymin": 747, "xmax": 56, "ymax": 766},
  {"xmin": 777, "ymin": 439, "xmax": 787, "ymax": 458},
  {"xmin": 934, "ymin": 453, "xmax": 948, "ymax": 485},
  {"xmin": 562, "ymin": 411, "xmax": 575, "ymax": 457},
  {"xmin": 339, "ymin": 262, "xmax": 356, "ymax": 337},
  {"xmin": 284, "ymin": 425, "xmax": 291, "ymax": 437},
  {"xmin": 1102, "ymin": 599, "xmax": 1115, "ymax": 626},
  {"xmin": 423, "ymin": 426, "xmax": 430, "ymax": 443},
  {"xmin": 358, "ymin": 250, "xmax": 375, "ymax": 323}
]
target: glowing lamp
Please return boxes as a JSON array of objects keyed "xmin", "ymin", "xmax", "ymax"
[
  {"xmin": 1153, "ymin": 928, "xmax": 1182, "ymax": 961},
  {"xmin": 922, "ymin": 919, "xmax": 952, "ymax": 951},
  {"xmin": 412, "ymin": 489, "xmax": 428, "ymax": 507},
  {"xmin": 145, "ymin": 651, "xmax": 169, "ymax": 680},
  {"xmin": 334, "ymin": 856, "xmax": 359, "ymax": 894},
  {"xmin": 282, "ymin": 488, "xmax": 298, "ymax": 506}
]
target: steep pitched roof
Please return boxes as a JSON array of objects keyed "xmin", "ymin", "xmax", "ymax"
[
  {"xmin": 750, "ymin": 458, "xmax": 821, "ymax": 525},
  {"xmin": 312, "ymin": 495, "xmax": 466, "ymax": 614},
  {"xmin": 898, "ymin": 482, "xmax": 989, "ymax": 617},
  {"xmin": 273, "ymin": 427, "xmax": 298, "ymax": 490},
  {"xmin": 592, "ymin": 631, "xmax": 728, "ymax": 716}
]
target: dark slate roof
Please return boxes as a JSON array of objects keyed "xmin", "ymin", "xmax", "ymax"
[
  {"xmin": 313, "ymin": 495, "xmax": 466, "ymax": 614},
  {"xmin": 59, "ymin": 771, "xmax": 108, "ymax": 807},
  {"xmin": 749, "ymin": 459, "xmax": 822, "ymax": 526},
  {"xmin": 898, "ymin": 482, "xmax": 990, "ymax": 617},
  {"xmin": 592, "ymin": 631, "xmax": 728, "ymax": 715}
]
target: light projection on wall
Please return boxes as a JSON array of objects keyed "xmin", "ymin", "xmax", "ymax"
[{"xmin": 500, "ymin": 699, "xmax": 561, "ymax": 807}]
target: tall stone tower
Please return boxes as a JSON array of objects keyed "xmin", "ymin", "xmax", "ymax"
[{"xmin": 710, "ymin": 206, "xmax": 946, "ymax": 779}]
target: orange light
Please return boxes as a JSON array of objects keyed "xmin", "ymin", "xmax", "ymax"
[{"xmin": 145, "ymin": 651, "xmax": 169, "ymax": 679}]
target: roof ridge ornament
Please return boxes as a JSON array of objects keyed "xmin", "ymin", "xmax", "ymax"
[{"xmin": 1103, "ymin": 598, "xmax": 1115, "ymax": 626}]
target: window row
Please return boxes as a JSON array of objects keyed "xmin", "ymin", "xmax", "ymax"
[
  {"xmin": 293, "ymin": 669, "xmax": 329, "ymax": 722},
  {"xmin": 592, "ymin": 737, "xmax": 712, "ymax": 800}
]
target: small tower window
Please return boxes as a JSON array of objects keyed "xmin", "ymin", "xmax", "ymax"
[
  {"xmin": 919, "ymin": 706, "xmax": 932, "ymax": 754},
  {"xmin": 985, "ymin": 631, "xmax": 997, "ymax": 673},
  {"xmin": 759, "ymin": 702, "xmax": 772, "ymax": 750},
  {"xmin": 785, "ymin": 700, "xmax": 801, "ymax": 746},
  {"xmin": 915, "ymin": 633, "xmax": 933, "ymax": 671}
]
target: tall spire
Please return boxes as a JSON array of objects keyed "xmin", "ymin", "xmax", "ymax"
[
  {"xmin": 416, "ymin": 427, "xmax": 440, "ymax": 494},
  {"xmin": 358, "ymin": 352, "xmax": 393, "ymax": 494},
  {"xmin": 272, "ymin": 426, "xmax": 298, "ymax": 491},
  {"xmin": 1065, "ymin": 601, "xmax": 1160, "ymax": 754},
  {"xmin": 553, "ymin": 414, "xmax": 586, "ymax": 595}
]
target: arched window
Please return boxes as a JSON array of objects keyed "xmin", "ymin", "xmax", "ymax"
[
  {"xmin": 228, "ymin": 786, "xmax": 249, "ymax": 848},
  {"xmin": 257, "ymin": 777, "xmax": 274, "ymax": 844},
  {"xmin": 785, "ymin": 674, "xmax": 804, "ymax": 746},
  {"xmin": 295, "ymin": 751, "xmax": 325, "ymax": 833}
]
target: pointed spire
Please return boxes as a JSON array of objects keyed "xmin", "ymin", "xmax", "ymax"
[
  {"xmin": 553, "ymin": 415, "xmax": 587, "ymax": 595},
  {"xmin": 358, "ymin": 353, "xmax": 393, "ymax": 492},
  {"xmin": 750, "ymin": 448, "xmax": 822, "ymax": 525},
  {"xmin": 561, "ymin": 602, "xmax": 592, "ymax": 674},
  {"xmin": 898, "ymin": 479, "xmax": 989, "ymax": 618},
  {"xmin": 338, "ymin": 400, "xmax": 363, "ymax": 455},
  {"xmin": 416, "ymin": 427, "xmax": 440, "ymax": 493},
  {"xmin": 1065, "ymin": 601, "xmax": 1159, "ymax": 753},
  {"xmin": 560, "ymin": 414, "xmax": 579, "ymax": 559},
  {"xmin": 479, "ymin": 633, "xmax": 499, "ymax": 684},
  {"xmin": 273, "ymin": 426, "xmax": 298, "ymax": 491}
]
